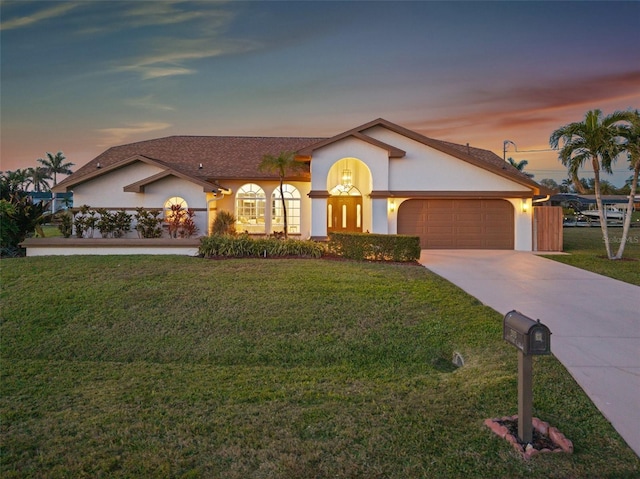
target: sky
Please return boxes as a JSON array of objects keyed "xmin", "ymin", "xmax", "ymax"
[{"xmin": 1, "ymin": 0, "xmax": 639, "ymax": 187}]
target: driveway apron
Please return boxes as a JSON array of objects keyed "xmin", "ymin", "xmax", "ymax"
[{"xmin": 419, "ymin": 250, "xmax": 640, "ymax": 457}]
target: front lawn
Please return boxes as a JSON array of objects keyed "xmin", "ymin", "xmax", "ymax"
[
  {"xmin": 1, "ymin": 256, "xmax": 638, "ymax": 478},
  {"xmin": 545, "ymin": 227, "xmax": 640, "ymax": 286}
]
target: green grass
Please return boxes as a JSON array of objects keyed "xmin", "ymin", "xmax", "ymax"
[
  {"xmin": 1, "ymin": 256, "xmax": 638, "ymax": 478},
  {"xmin": 544, "ymin": 227, "xmax": 640, "ymax": 286},
  {"xmin": 37, "ymin": 224, "xmax": 62, "ymax": 238}
]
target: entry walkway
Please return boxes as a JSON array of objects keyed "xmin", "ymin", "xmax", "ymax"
[{"xmin": 419, "ymin": 250, "xmax": 640, "ymax": 456}]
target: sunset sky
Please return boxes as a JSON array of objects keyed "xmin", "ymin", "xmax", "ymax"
[{"xmin": 1, "ymin": 0, "xmax": 639, "ymax": 186}]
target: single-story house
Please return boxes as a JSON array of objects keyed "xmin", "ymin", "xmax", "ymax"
[{"xmin": 52, "ymin": 118, "xmax": 548, "ymax": 251}]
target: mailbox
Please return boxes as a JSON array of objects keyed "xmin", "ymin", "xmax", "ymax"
[{"xmin": 503, "ymin": 310, "xmax": 551, "ymax": 355}]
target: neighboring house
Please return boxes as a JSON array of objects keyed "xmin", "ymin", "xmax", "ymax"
[{"xmin": 52, "ymin": 118, "xmax": 547, "ymax": 250}]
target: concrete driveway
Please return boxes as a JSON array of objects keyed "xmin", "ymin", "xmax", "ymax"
[{"xmin": 419, "ymin": 250, "xmax": 640, "ymax": 457}]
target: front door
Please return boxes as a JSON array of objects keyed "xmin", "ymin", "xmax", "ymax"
[{"xmin": 327, "ymin": 196, "xmax": 362, "ymax": 233}]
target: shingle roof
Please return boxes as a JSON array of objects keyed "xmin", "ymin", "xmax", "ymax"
[
  {"xmin": 54, "ymin": 136, "xmax": 325, "ymax": 191},
  {"xmin": 54, "ymin": 119, "xmax": 547, "ymax": 194}
]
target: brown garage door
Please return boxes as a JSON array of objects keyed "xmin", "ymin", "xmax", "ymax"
[{"xmin": 397, "ymin": 199, "xmax": 514, "ymax": 249}]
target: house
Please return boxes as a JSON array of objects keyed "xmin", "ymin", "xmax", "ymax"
[{"xmin": 51, "ymin": 118, "xmax": 547, "ymax": 251}]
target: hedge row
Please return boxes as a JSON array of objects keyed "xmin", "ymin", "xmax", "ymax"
[
  {"xmin": 327, "ymin": 232, "xmax": 421, "ymax": 262},
  {"xmin": 199, "ymin": 235, "xmax": 325, "ymax": 258}
]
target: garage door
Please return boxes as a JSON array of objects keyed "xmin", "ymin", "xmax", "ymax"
[{"xmin": 397, "ymin": 199, "xmax": 514, "ymax": 249}]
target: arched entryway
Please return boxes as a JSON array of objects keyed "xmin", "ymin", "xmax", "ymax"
[{"xmin": 326, "ymin": 159, "xmax": 369, "ymax": 233}]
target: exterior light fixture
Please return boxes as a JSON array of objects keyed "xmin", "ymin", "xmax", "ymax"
[
  {"xmin": 96, "ymin": 162, "xmax": 102, "ymax": 169},
  {"xmin": 341, "ymin": 169, "xmax": 352, "ymax": 187},
  {"xmin": 522, "ymin": 200, "xmax": 530, "ymax": 213},
  {"xmin": 199, "ymin": 163, "xmax": 203, "ymax": 169},
  {"xmin": 389, "ymin": 200, "xmax": 395, "ymax": 213}
]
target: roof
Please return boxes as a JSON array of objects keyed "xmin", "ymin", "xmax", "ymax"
[
  {"xmin": 53, "ymin": 119, "xmax": 549, "ymax": 195},
  {"xmin": 54, "ymin": 136, "xmax": 325, "ymax": 192}
]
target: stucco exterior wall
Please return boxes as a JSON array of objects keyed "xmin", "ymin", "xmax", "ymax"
[
  {"xmin": 364, "ymin": 126, "xmax": 530, "ymax": 192},
  {"xmin": 310, "ymin": 138, "xmax": 389, "ymax": 192},
  {"xmin": 72, "ymin": 162, "xmax": 165, "ymax": 207}
]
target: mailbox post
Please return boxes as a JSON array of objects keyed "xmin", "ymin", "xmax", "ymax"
[{"xmin": 503, "ymin": 310, "xmax": 551, "ymax": 443}]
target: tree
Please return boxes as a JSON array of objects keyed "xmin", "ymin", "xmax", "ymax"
[
  {"xmin": 37, "ymin": 151, "xmax": 74, "ymax": 186},
  {"xmin": 539, "ymin": 178, "xmax": 559, "ymax": 191},
  {"xmin": 507, "ymin": 157, "xmax": 534, "ymax": 178},
  {"xmin": 258, "ymin": 151, "xmax": 306, "ymax": 239},
  {"xmin": 550, "ymin": 109, "xmax": 634, "ymax": 259},
  {"xmin": 2, "ymin": 169, "xmax": 30, "ymax": 193},
  {"xmin": 614, "ymin": 109, "xmax": 640, "ymax": 259},
  {"xmin": 25, "ymin": 167, "xmax": 51, "ymax": 192}
]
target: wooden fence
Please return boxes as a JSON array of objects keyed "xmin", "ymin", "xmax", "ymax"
[{"xmin": 533, "ymin": 206, "xmax": 563, "ymax": 252}]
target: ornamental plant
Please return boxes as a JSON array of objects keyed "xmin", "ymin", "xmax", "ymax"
[{"xmin": 134, "ymin": 208, "xmax": 163, "ymax": 238}]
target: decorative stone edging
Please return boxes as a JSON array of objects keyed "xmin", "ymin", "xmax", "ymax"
[{"xmin": 484, "ymin": 415, "xmax": 574, "ymax": 460}]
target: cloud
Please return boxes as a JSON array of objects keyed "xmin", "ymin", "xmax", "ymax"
[
  {"xmin": 117, "ymin": 38, "xmax": 259, "ymax": 80},
  {"xmin": 124, "ymin": 96, "xmax": 175, "ymax": 111},
  {"xmin": 76, "ymin": 2, "xmax": 234, "ymax": 35},
  {"xmin": 0, "ymin": 2, "xmax": 80, "ymax": 31},
  {"xmin": 96, "ymin": 122, "xmax": 171, "ymax": 146},
  {"xmin": 407, "ymin": 70, "xmax": 640, "ymax": 138}
]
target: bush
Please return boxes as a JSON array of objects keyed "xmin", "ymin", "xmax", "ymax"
[
  {"xmin": 211, "ymin": 210, "xmax": 236, "ymax": 236},
  {"xmin": 57, "ymin": 211, "xmax": 73, "ymax": 238},
  {"xmin": 327, "ymin": 232, "xmax": 421, "ymax": 262},
  {"xmin": 134, "ymin": 208, "xmax": 163, "ymax": 238},
  {"xmin": 0, "ymin": 193, "xmax": 50, "ymax": 256},
  {"xmin": 199, "ymin": 234, "xmax": 324, "ymax": 258},
  {"xmin": 165, "ymin": 205, "xmax": 198, "ymax": 238}
]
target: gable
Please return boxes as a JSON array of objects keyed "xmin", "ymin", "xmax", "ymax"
[{"xmin": 300, "ymin": 118, "xmax": 545, "ymax": 195}]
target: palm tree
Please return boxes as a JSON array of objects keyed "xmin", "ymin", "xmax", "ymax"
[
  {"xmin": 25, "ymin": 167, "xmax": 52, "ymax": 192},
  {"xmin": 507, "ymin": 157, "xmax": 534, "ymax": 178},
  {"xmin": 37, "ymin": 151, "xmax": 74, "ymax": 186},
  {"xmin": 550, "ymin": 109, "xmax": 633, "ymax": 259},
  {"xmin": 614, "ymin": 109, "xmax": 640, "ymax": 259},
  {"xmin": 258, "ymin": 151, "xmax": 306, "ymax": 239},
  {"xmin": 3, "ymin": 169, "xmax": 31, "ymax": 193}
]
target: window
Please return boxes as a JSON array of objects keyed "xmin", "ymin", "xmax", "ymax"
[
  {"xmin": 271, "ymin": 184, "xmax": 301, "ymax": 234},
  {"xmin": 164, "ymin": 196, "xmax": 187, "ymax": 220},
  {"xmin": 236, "ymin": 184, "xmax": 266, "ymax": 233}
]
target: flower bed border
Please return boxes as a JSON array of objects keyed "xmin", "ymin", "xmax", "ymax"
[{"xmin": 484, "ymin": 415, "xmax": 573, "ymax": 460}]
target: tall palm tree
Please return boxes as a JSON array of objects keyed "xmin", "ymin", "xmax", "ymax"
[
  {"xmin": 550, "ymin": 109, "xmax": 633, "ymax": 259},
  {"xmin": 614, "ymin": 109, "xmax": 640, "ymax": 259},
  {"xmin": 25, "ymin": 167, "xmax": 52, "ymax": 192},
  {"xmin": 37, "ymin": 151, "xmax": 74, "ymax": 186},
  {"xmin": 507, "ymin": 157, "xmax": 534, "ymax": 178},
  {"xmin": 258, "ymin": 151, "xmax": 306, "ymax": 239}
]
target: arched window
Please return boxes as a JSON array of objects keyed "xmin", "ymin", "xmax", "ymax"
[
  {"xmin": 236, "ymin": 184, "xmax": 266, "ymax": 233},
  {"xmin": 271, "ymin": 184, "xmax": 301, "ymax": 234},
  {"xmin": 164, "ymin": 196, "xmax": 187, "ymax": 220}
]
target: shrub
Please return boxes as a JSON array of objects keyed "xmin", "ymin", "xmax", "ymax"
[
  {"xmin": 165, "ymin": 205, "xmax": 199, "ymax": 238},
  {"xmin": 0, "ymin": 193, "xmax": 50, "ymax": 256},
  {"xmin": 199, "ymin": 234, "xmax": 324, "ymax": 258},
  {"xmin": 73, "ymin": 205, "xmax": 97, "ymax": 238},
  {"xmin": 211, "ymin": 210, "xmax": 236, "ymax": 236},
  {"xmin": 57, "ymin": 211, "xmax": 73, "ymax": 238},
  {"xmin": 328, "ymin": 232, "xmax": 421, "ymax": 262},
  {"xmin": 134, "ymin": 208, "xmax": 163, "ymax": 238}
]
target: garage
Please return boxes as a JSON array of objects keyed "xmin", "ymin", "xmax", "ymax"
[{"xmin": 397, "ymin": 199, "xmax": 514, "ymax": 249}]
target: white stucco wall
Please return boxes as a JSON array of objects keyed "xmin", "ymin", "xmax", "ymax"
[
  {"xmin": 71, "ymin": 162, "xmax": 210, "ymax": 237},
  {"xmin": 363, "ymin": 126, "xmax": 530, "ymax": 193},
  {"xmin": 72, "ymin": 162, "xmax": 165, "ymax": 207},
  {"xmin": 308, "ymin": 125, "xmax": 535, "ymax": 249}
]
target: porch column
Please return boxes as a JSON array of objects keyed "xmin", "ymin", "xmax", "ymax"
[
  {"xmin": 371, "ymin": 198, "xmax": 389, "ymax": 234},
  {"xmin": 309, "ymin": 190, "xmax": 330, "ymax": 240}
]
